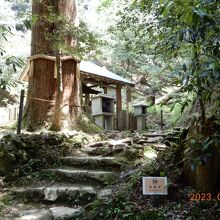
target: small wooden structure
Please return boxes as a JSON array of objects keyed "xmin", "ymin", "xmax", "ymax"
[
  {"xmin": 133, "ymin": 103, "xmax": 148, "ymax": 130},
  {"xmin": 19, "ymin": 56, "xmax": 135, "ymax": 130}
]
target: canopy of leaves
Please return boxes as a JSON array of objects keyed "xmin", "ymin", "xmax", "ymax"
[
  {"xmin": 0, "ymin": 1, "xmax": 26, "ymax": 90},
  {"xmin": 96, "ymin": 0, "xmax": 220, "ymax": 120}
]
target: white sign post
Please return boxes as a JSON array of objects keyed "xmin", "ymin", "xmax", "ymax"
[{"xmin": 142, "ymin": 177, "xmax": 168, "ymax": 195}]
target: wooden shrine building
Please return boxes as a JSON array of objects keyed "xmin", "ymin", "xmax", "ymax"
[{"xmin": 19, "ymin": 55, "xmax": 135, "ymax": 130}]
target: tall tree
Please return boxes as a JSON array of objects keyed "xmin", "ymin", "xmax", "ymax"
[{"xmin": 25, "ymin": 0, "xmax": 81, "ymax": 131}]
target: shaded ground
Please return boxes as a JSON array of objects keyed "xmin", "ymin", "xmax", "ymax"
[{"xmin": 90, "ymin": 147, "xmax": 220, "ymax": 220}]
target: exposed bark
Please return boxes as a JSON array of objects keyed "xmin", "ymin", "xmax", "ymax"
[
  {"xmin": 197, "ymin": 79, "xmax": 206, "ymax": 126},
  {"xmin": 52, "ymin": 54, "xmax": 62, "ymax": 131},
  {"xmin": 193, "ymin": 44, "xmax": 206, "ymax": 127},
  {"xmin": 25, "ymin": 58, "xmax": 56, "ymax": 130},
  {"xmin": 31, "ymin": 0, "xmax": 77, "ymax": 55},
  {"xmin": 25, "ymin": 0, "xmax": 80, "ymax": 131}
]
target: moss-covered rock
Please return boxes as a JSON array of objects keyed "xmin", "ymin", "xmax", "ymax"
[
  {"xmin": 75, "ymin": 114, "xmax": 103, "ymax": 133},
  {"xmin": 0, "ymin": 144, "xmax": 16, "ymax": 175},
  {"xmin": 0, "ymin": 132, "xmax": 72, "ymax": 178}
]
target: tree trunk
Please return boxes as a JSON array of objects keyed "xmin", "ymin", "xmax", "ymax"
[
  {"xmin": 24, "ymin": 0, "xmax": 80, "ymax": 131},
  {"xmin": 31, "ymin": 0, "xmax": 77, "ymax": 55},
  {"xmin": 192, "ymin": 44, "xmax": 206, "ymax": 127}
]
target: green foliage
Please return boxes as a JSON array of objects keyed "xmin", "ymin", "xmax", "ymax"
[
  {"xmin": 91, "ymin": 193, "xmax": 137, "ymax": 220},
  {"xmin": 0, "ymin": 55, "xmax": 24, "ymax": 90},
  {"xmin": 44, "ymin": 4, "xmax": 102, "ymax": 60},
  {"xmin": 184, "ymin": 132, "xmax": 220, "ymax": 171},
  {"xmin": 0, "ymin": 1, "xmax": 26, "ymax": 91},
  {"xmin": 135, "ymin": 0, "xmax": 220, "ymax": 123},
  {"xmin": 96, "ymin": 0, "xmax": 169, "ymax": 96},
  {"xmin": 98, "ymin": 0, "xmax": 113, "ymax": 10},
  {"xmin": 11, "ymin": 0, "xmax": 32, "ymax": 32},
  {"xmin": 99, "ymin": 0, "xmax": 220, "ymax": 126},
  {"xmin": 127, "ymin": 171, "xmax": 141, "ymax": 189},
  {"xmin": 0, "ymin": 193, "xmax": 15, "ymax": 211},
  {"xmin": 0, "ymin": 24, "xmax": 12, "ymax": 55}
]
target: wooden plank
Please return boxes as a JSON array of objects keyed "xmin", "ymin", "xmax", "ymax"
[
  {"xmin": 118, "ymin": 110, "xmax": 127, "ymax": 131},
  {"xmin": 124, "ymin": 110, "xmax": 127, "ymax": 130},
  {"xmin": 129, "ymin": 112, "xmax": 133, "ymax": 130},
  {"xmin": 134, "ymin": 115, "xmax": 137, "ymax": 130},
  {"xmin": 129, "ymin": 112, "xmax": 137, "ymax": 130},
  {"xmin": 120, "ymin": 110, "xmax": 126, "ymax": 130}
]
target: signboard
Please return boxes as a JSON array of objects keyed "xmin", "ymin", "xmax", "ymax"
[{"xmin": 143, "ymin": 177, "xmax": 168, "ymax": 195}]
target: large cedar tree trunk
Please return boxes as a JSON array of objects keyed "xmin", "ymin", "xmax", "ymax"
[{"xmin": 25, "ymin": 0, "xmax": 81, "ymax": 131}]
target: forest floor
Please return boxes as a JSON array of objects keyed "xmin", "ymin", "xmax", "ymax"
[{"xmin": 0, "ymin": 129, "xmax": 219, "ymax": 219}]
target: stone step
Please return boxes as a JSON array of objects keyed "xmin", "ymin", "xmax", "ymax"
[
  {"xmin": 82, "ymin": 146, "xmax": 126, "ymax": 156},
  {"xmin": 142, "ymin": 133, "xmax": 167, "ymax": 138},
  {"xmin": 150, "ymin": 143, "xmax": 168, "ymax": 151},
  {"xmin": 130, "ymin": 144, "xmax": 169, "ymax": 151},
  {"xmin": 12, "ymin": 185, "xmax": 96, "ymax": 204},
  {"xmin": 144, "ymin": 137, "xmax": 164, "ymax": 143},
  {"xmin": 44, "ymin": 168, "xmax": 118, "ymax": 185},
  {"xmin": 82, "ymin": 146, "xmax": 112, "ymax": 156},
  {"xmin": 60, "ymin": 156, "xmax": 121, "ymax": 168},
  {"xmin": 14, "ymin": 206, "xmax": 82, "ymax": 220}
]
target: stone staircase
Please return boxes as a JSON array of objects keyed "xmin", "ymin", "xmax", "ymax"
[
  {"xmin": 2, "ymin": 130, "xmax": 181, "ymax": 219},
  {"xmin": 7, "ymin": 155, "xmax": 121, "ymax": 220}
]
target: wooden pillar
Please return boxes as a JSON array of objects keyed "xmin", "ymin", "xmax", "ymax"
[
  {"xmin": 126, "ymin": 87, "xmax": 131, "ymax": 130},
  {"xmin": 76, "ymin": 62, "xmax": 82, "ymax": 109},
  {"xmin": 116, "ymin": 85, "xmax": 122, "ymax": 130}
]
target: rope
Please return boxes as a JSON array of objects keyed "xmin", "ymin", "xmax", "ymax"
[
  {"xmin": 30, "ymin": 97, "xmax": 54, "ymax": 103},
  {"xmin": 28, "ymin": 54, "xmax": 80, "ymax": 63},
  {"xmin": 29, "ymin": 97, "xmax": 82, "ymax": 108}
]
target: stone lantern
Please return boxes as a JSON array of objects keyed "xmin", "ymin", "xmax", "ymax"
[
  {"xmin": 91, "ymin": 94, "xmax": 115, "ymax": 130},
  {"xmin": 133, "ymin": 103, "xmax": 148, "ymax": 130}
]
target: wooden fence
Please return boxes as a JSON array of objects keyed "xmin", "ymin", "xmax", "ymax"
[{"xmin": 118, "ymin": 110, "xmax": 137, "ymax": 131}]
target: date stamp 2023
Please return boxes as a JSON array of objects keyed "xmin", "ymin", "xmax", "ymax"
[{"xmin": 189, "ymin": 193, "xmax": 220, "ymax": 201}]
